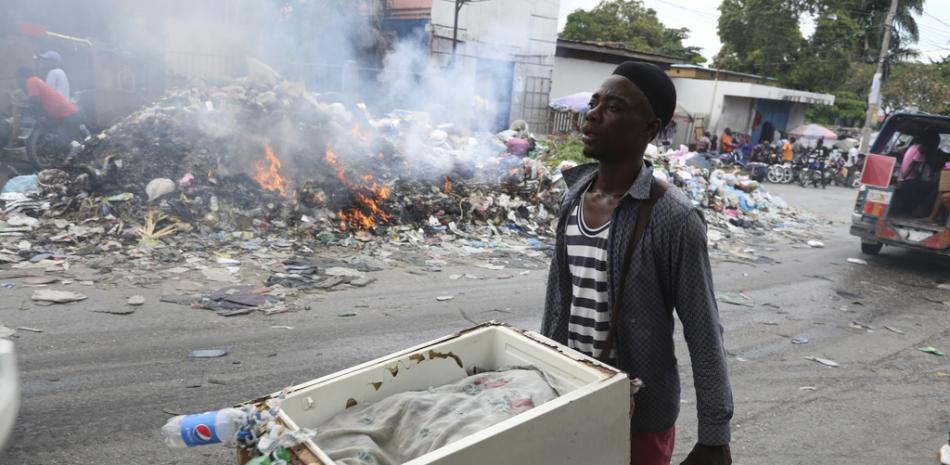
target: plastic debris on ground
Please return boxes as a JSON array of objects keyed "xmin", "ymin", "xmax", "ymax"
[
  {"xmin": 716, "ymin": 292, "xmax": 755, "ymax": 307},
  {"xmin": 916, "ymin": 346, "xmax": 945, "ymax": 356},
  {"xmin": 804, "ymin": 356, "xmax": 840, "ymax": 367}
]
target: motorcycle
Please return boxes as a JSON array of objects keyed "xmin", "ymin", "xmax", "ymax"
[
  {"xmin": 3, "ymin": 95, "xmax": 81, "ymax": 169},
  {"xmin": 764, "ymin": 147, "xmax": 789, "ymax": 183},
  {"xmin": 799, "ymin": 151, "xmax": 828, "ymax": 188},
  {"xmin": 719, "ymin": 150, "xmax": 748, "ymax": 168},
  {"xmin": 826, "ymin": 156, "xmax": 853, "ymax": 187}
]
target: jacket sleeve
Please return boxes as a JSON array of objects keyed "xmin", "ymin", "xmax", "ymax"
[{"xmin": 670, "ymin": 209, "xmax": 734, "ymax": 446}]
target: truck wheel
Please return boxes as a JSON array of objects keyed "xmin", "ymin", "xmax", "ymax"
[{"xmin": 861, "ymin": 241, "xmax": 883, "ymax": 255}]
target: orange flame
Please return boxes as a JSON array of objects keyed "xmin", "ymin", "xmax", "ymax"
[
  {"xmin": 325, "ymin": 144, "xmax": 392, "ymax": 231},
  {"xmin": 254, "ymin": 145, "xmax": 288, "ymax": 196},
  {"xmin": 352, "ymin": 122, "xmax": 370, "ymax": 143},
  {"xmin": 443, "ymin": 176, "xmax": 452, "ymax": 194}
]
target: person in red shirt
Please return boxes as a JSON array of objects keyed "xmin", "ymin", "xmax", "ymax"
[{"xmin": 16, "ymin": 67, "xmax": 84, "ymax": 152}]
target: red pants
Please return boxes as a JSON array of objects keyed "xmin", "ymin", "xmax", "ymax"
[{"xmin": 630, "ymin": 426, "xmax": 675, "ymax": 465}]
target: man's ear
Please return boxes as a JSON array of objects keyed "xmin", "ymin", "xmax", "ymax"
[{"xmin": 645, "ymin": 118, "xmax": 662, "ymax": 140}]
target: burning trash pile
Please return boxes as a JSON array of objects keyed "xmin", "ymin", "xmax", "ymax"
[
  {"xmin": 41, "ymin": 76, "xmax": 562, "ymax": 239},
  {"xmin": 0, "ymin": 76, "xmax": 564, "ymax": 303}
]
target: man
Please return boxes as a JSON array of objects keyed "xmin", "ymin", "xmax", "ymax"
[
  {"xmin": 782, "ymin": 137, "xmax": 795, "ymax": 162},
  {"xmin": 542, "ymin": 62, "xmax": 733, "ymax": 465},
  {"xmin": 38, "ymin": 51, "xmax": 70, "ymax": 100},
  {"xmin": 697, "ymin": 131, "xmax": 711, "ymax": 153},
  {"xmin": 720, "ymin": 128, "xmax": 733, "ymax": 153},
  {"xmin": 16, "ymin": 67, "xmax": 84, "ymax": 155}
]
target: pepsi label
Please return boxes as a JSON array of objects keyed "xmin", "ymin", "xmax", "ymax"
[{"xmin": 180, "ymin": 411, "xmax": 222, "ymax": 446}]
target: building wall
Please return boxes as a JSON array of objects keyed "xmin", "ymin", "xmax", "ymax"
[
  {"xmin": 788, "ymin": 103, "xmax": 806, "ymax": 131},
  {"xmin": 720, "ymin": 96, "xmax": 755, "ymax": 135},
  {"xmin": 428, "ymin": 0, "xmax": 560, "ymax": 131},
  {"xmin": 550, "ymin": 56, "xmax": 616, "ymax": 98},
  {"xmin": 672, "ymin": 77, "xmax": 834, "ymax": 137}
]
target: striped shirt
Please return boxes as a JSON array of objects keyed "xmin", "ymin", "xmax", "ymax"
[{"xmin": 566, "ymin": 187, "xmax": 615, "ymax": 362}]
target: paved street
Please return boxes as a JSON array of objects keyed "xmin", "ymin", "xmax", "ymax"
[{"xmin": 1, "ymin": 183, "xmax": 948, "ymax": 465}]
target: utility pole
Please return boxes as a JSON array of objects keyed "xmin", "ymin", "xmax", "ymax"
[
  {"xmin": 860, "ymin": 0, "xmax": 900, "ymax": 153},
  {"xmin": 451, "ymin": 0, "xmax": 467, "ymax": 68}
]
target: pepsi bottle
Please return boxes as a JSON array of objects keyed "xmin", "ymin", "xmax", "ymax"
[{"xmin": 162, "ymin": 408, "xmax": 247, "ymax": 448}]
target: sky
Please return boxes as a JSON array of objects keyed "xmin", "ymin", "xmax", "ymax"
[{"xmin": 557, "ymin": 0, "xmax": 950, "ymax": 64}]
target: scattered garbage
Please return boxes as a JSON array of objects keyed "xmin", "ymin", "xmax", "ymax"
[
  {"xmin": 805, "ymin": 356, "xmax": 840, "ymax": 367},
  {"xmin": 0, "ymin": 325, "xmax": 15, "ymax": 338},
  {"xmin": 162, "ymin": 407, "xmax": 248, "ymax": 448},
  {"xmin": 941, "ymin": 437, "xmax": 950, "ymax": 465},
  {"xmin": 93, "ymin": 307, "xmax": 136, "ymax": 315},
  {"xmin": 791, "ymin": 335, "xmax": 810, "ymax": 345},
  {"xmin": 22, "ymin": 276, "xmax": 59, "ymax": 286},
  {"xmin": 2, "ymin": 175, "xmax": 40, "ymax": 194},
  {"xmin": 807, "ymin": 240, "xmax": 824, "ymax": 248},
  {"xmin": 798, "ymin": 386, "xmax": 817, "ymax": 391},
  {"xmin": 884, "ymin": 325, "xmax": 904, "ymax": 335},
  {"xmin": 916, "ymin": 346, "xmax": 945, "ymax": 357},
  {"xmin": 188, "ymin": 349, "xmax": 229, "ymax": 358},
  {"xmin": 31, "ymin": 289, "xmax": 88, "ymax": 303},
  {"xmin": 846, "ymin": 258, "xmax": 868, "ymax": 265},
  {"xmin": 716, "ymin": 292, "xmax": 754, "ymax": 307},
  {"xmin": 848, "ymin": 321, "xmax": 874, "ymax": 331},
  {"xmin": 128, "ymin": 295, "xmax": 146, "ymax": 306},
  {"xmin": 436, "ymin": 295, "xmax": 454, "ymax": 302},
  {"xmin": 145, "ymin": 178, "xmax": 177, "ymax": 201}
]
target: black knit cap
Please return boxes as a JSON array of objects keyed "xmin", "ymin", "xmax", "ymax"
[{"xmin": 612, "ymin": 61, "xmax": 677, "ymax": 127}]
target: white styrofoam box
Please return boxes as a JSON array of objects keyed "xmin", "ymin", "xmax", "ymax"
[
  {"xmin": 0, "ymin": 339, "xmax": 19, "ymax": 452},
  {"xmin": 277, "ymin": 322, "xmax": 630, "ymax": 465}
]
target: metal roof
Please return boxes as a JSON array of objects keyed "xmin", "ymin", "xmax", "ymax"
[{"xmin": 556, "ymin": 39, "xmax": 687, "ymax": 65}]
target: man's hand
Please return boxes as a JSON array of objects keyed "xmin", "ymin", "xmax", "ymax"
[{"xmin": 679, "ymin": 443, "xmax": 731, "ymax": 465}]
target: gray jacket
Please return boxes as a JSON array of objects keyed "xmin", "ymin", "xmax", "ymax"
[{"xmin": 542, "ymin": 162, "xmax": 733, "ymax": 445}]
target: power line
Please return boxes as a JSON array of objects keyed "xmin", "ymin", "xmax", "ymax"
[
  {"xmin": 923, "ymin": 11, "xmax": 950, "ymax": 30},
  {"xmin": 651, "ymin": 0, "xmax": 718, "ymax": 16}
]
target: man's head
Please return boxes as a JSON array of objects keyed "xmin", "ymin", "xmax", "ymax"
[
  {"xmin": 790, "ymin": 136, "xmax": 797, "ymax": 143},
  {"xmin": 919, "ymin": 127, "xmax": 941, "ymax": 151},
  {"xmin": 37, "ymin": 51, "xmax": 61, "ymax": 72},
  {"xmin": 724, "ymin": 128, "xmax": 732, "ymax": 136},
  {"xmin": 704, "ymin": 131, "xmax": 711, "ymax": 138},
  {"xmin": 580, "ymin": 61, "xmax": 676, "ymax": 163}
]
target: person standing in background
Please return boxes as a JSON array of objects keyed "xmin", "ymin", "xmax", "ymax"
[
  {"xmin": 720, "ymin": 128, "xmax": 733, "ymax": 153},
  {"xmin": 782, "ymin": 137, "xmax": 795, "ymax": 162},
  {"xmin": 38, "ymin": 50, "xmax": 70, "ymax": 100}
]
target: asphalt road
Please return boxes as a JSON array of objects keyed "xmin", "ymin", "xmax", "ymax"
[{"xmin": 1, "ymin": 183, "xmax": 949, "ymax": 465}]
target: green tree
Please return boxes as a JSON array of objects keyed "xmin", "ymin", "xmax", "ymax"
[
  {"xmin": 560, "ymin": 0, "xmax": 705, "ymax": 64},
  {"xmin": 785, "ymin": 11, "xmax": 859, "ymax": 92},
  {"xmin": 806, "ymin": 91, "xmax": 867, "ymax": 126},
  {"xmin": 837, "ymin": 0, "xmax": 924, "ymax": 64},
  {"xmin": 713, "ymin": 0, "xmax": 804, "ymax": 78},
  {"xmin": 882, "ymin": 60, "xmax": 950, "ymax": 114}
]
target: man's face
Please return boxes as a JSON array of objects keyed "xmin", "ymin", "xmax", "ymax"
[{"xmin": 580, "ymin": 75, "xmax": 659, "ymax": 163}]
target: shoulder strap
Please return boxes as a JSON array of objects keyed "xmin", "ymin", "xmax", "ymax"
[{"xmin": 599, "ymin": 179, "xmax": 668, "ymax": 363}]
